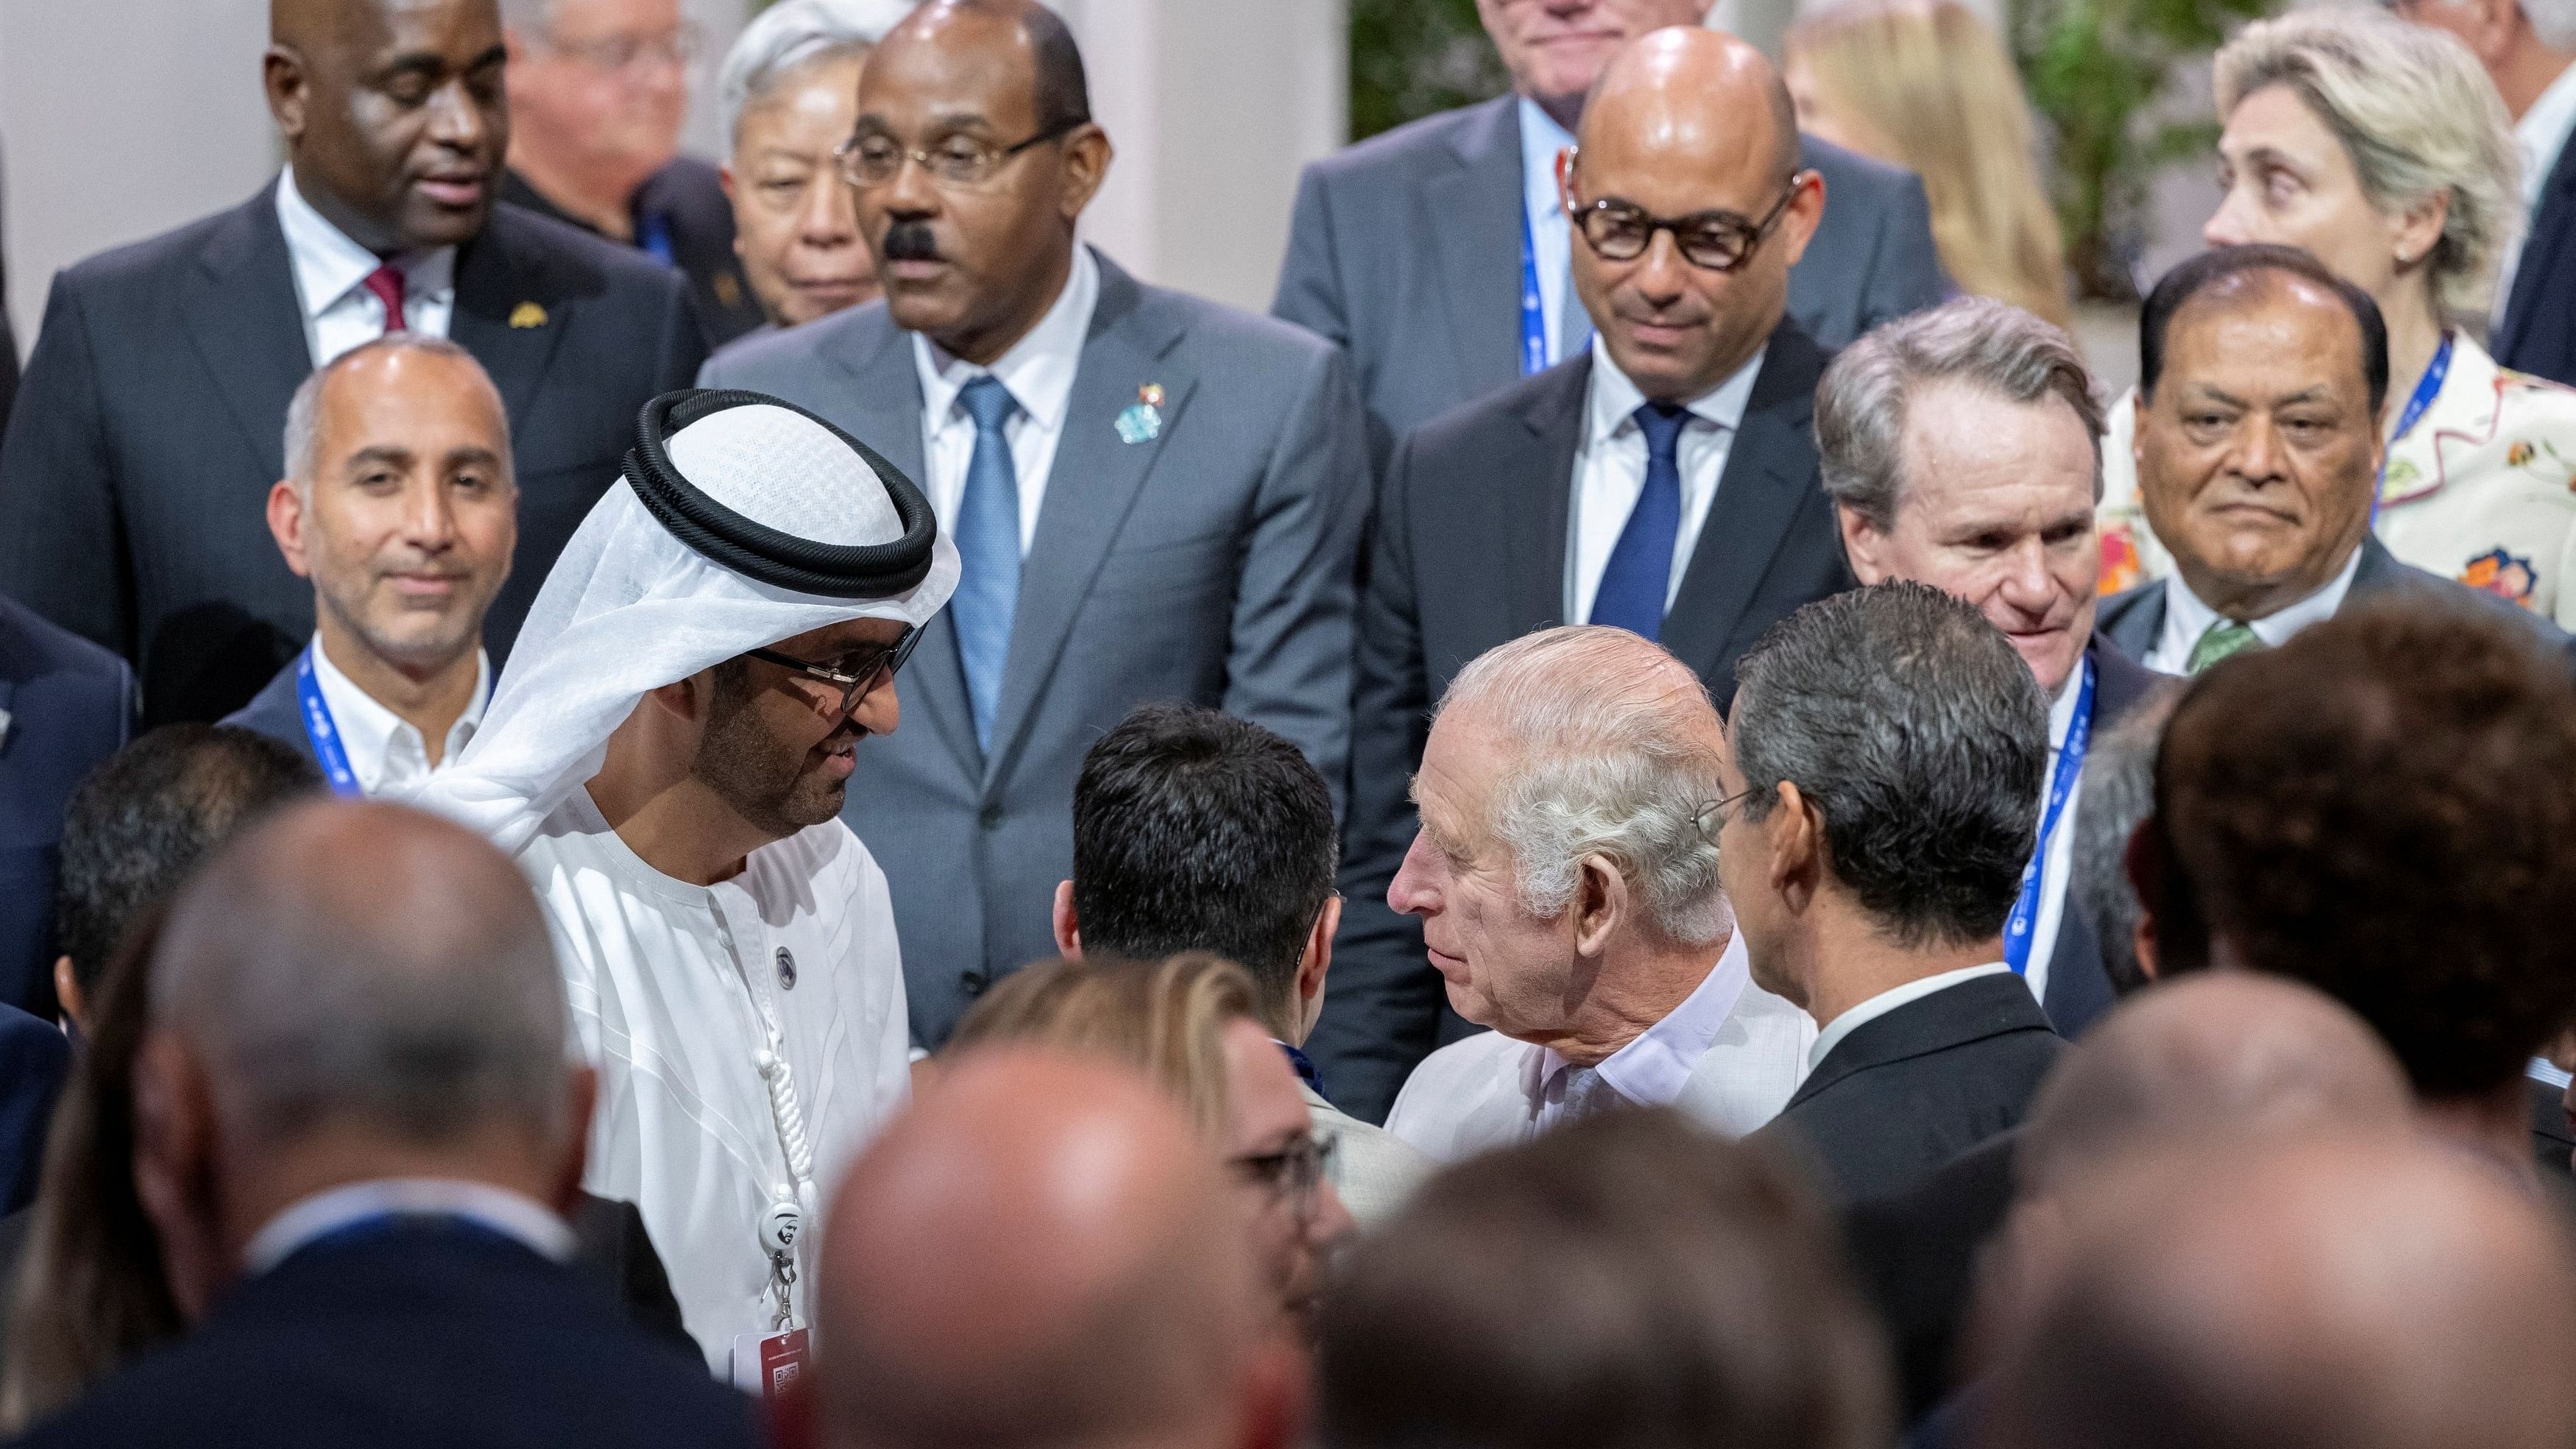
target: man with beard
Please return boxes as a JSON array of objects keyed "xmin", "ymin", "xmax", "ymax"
[{"xmin": 411, "ymin": 387, "xmax": 958, "ymax": 1377}]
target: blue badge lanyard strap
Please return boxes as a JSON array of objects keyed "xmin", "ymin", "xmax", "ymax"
[
  {"xmin": 1518, "ymin": 203, "xmax": 1549, "ymax": 377},
  {"xmin": 2373, "ymin": 330, "xmax": 2453, "ymax": 525},
  {"xmin": 2003, "ymin": 657, "xmax": 2095, "ymax": 977},
  {"xmin": 296, "ymin": 645, "xmax": 365, "ymax": 799}
]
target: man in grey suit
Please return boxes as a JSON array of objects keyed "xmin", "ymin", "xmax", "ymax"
[
  {"xmin": 1275, "ymin": 0, "xmax": 1947, "ymax": 462},
  {"xmin": 2095, "ymin": 244, "xmax": 2568, "ymax": 668},
  {"xmin": 702, "ymin": 0, "xmax": 1368, "ymax": 1047}
]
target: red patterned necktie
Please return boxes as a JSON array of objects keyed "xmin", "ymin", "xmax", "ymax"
[{"xmin": 360, "ymin": 263, "xmax": 406, "ymax": 336}]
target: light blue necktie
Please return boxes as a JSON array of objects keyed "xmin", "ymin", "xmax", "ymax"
[
  {"xmin": 950, "ymin": 375, "xmax": 1021, "ymax": 751},
  {"xmin": 1588, "ymin": 402, "xmax": 1688, "ymax": 640}
]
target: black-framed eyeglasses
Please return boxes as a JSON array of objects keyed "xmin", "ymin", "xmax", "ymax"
[
  {"xmin": 835, "ymin": 118, "xmax": 1084, "ymax": 191},
  {"xmin": 743, "ymin": 627, "xmax": 921, "ymax": 721},
  {"xmin": 1231, "ymin": 1132, "xmax": 1338, "ymax": 1223},
  {"xmin": 1567, "ymin": 169, "xmax": 1816, "ymax": 274}
]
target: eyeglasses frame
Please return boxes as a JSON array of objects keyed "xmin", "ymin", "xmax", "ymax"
[
  {"xmin": 743, "ymin": 626, "xmax": 921, "ymax": 723},
  {"xmin": 833, "ymin": 116, "xmax": 1087, "ymax": 191},
  {"xmin": 1556, "ymin": 149, "xmax": 1819, "ymax": 275}
]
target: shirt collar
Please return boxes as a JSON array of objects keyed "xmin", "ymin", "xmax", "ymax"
[
  {"xmin": 1585, "ymin": 338, "xmax": 1768, "ymax": 450},
  {"xmin": 1537, "ymin": 932, "xmax": 1755, "ymax": 1110},
  {"xmin": 308, "ymin": 636, "xmax": 491, "ymax": 790},
  {"xmin": 2160, "ymin": 539, "xmax": 2365, "ymax": 660},
  {"xmin": 244, "ymin": 1177, "xmax": 575, "ymax": 1277},
  {"xmin": 274, "ymin": 166, "xmax": 457, "ymax": 323},
  {"xmin": 913, "ymin": 244, "xmax": 1100, "ymax": 438},
  {"xmin": 1807, "ymin": 962, "xmax": 2013, "ymax": 1074},
  {"xmin": 1519, "ymin": 96, "xmax": 1578, "ymax": 228},
  {"xmin": 2519, "ymin": 63, "xmax": 2576, "ymax": 210}
]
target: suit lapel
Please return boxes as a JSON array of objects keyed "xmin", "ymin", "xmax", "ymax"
[
  {"xmin": 180, "ymin": 182, "xmax": 313, "ymax": 478},
  {"xmin": 2098, "ymin": 582, "xmax": 2166, "ymax": 661},
  {"xmin": 1786, "ymin": 974, "xmax": 2052, "ymax": 1110},
  {"xmin": 448, "ymin": 210, "xmax": 570, "ymax": 435},
  {"xmin": 1659, "ymin": 327, "xmax": 1827, "ymax": 675},
  {"xmin": 1501, "ymin": 357, "xmax": 1592, "ymax": 635},
  {"xmin": 982, "ymin": 254, "xmax": 1191, "ymax": 785},
  {"xmin": 2346, "ymin": 534, "xmax": 2402, "ymax": 595},
  {"xmin": 821, "ymin": 313, "xmax": 982, "ymax": 784},
  {"xmin": 1426, "ymin": 97, "xmax": 1528, "ymax": 403}
]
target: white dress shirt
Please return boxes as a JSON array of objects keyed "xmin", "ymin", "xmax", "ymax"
[
  {"xmin": 2143, "ymin": 543, "xmax": 2363, "ymax": 676},
  {"xmin": 1519, "ymin": 96, "xmax": 1581, "ymax": 366},
  {"xmin": 1384, "ymin": 932, "xmax": 1816, "ymax": 1163},
  {"xmin": 244, "ymin": 1177, "xmax": 573, "ymax": 1278},
  {"xmin": 2019, "ymin": 667, "xmax": 2088, "ymax": 1005},
  {"xmin": 306, "ymin": 637, "xmax": 490, "ymax": 797},
  {"xmin": 520, "ymin": 788, "xmax": 913, "ymax": 1370},
  {"xmin": 1566, "ymin": 341, "xmax": 1768, "ymax": 623},
  {"xmin": 911, "ymin": 245, "xmax": 1101, "ymax": 554},
  {"xmin": 1808, "ymin": 963, "xmax": 2014, "ymax": 1074},
  {"xmin": 2499, "ymin": 62, "xmax": 2576, "ymax": 324},
  {"xmin": 275, "ymin": 165, "xmax": 457, "ymax": 366}
]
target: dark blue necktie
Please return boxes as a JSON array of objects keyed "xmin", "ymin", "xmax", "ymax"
[
  {"xmin": 951, "ymin": 376, "xmax": 1022, "ymax": 751},
  {"xmin": 1589, "ymin": 401, "xmax": 1689, "ymax": 640}
]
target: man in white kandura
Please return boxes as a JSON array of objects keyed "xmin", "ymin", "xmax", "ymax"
[{"xmin": 411, "ymin": 387, "xmax": 958, "ymax": 1380}]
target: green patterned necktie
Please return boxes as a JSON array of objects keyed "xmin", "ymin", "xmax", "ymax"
[{"xmin": 2187, "ymin": 618, "xmax": 2265, "ymax": 673}]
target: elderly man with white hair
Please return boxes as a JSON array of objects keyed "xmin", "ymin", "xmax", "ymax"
[
  {"xmin": 1380, "ymin": 626, "xmax": 1814, "ymax": 1162},
  {"xmin": 412, "ymin": 387, "xmax": 957, "ymax": 1381}
]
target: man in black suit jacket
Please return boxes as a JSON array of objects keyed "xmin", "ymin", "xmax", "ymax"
[
  {"xmin": 1822, "ymin": 297, "xmax": 2177, "ymax": 1042},
  {"xmin": 1319, "ymin": 30, "xmax": 1856, "ymax": 1122},
  {"xmin": 1731, "ymin": 584, "xmax": 2065, "ymax": 1205},
  {"xmin": 0, "ymin": 0, "xmax": 704, "ymax": 727},
  {"xmin": 0, "ymin": 594, "xmax": 130, "ymax": 1017},
  {"xmin": 15, "ymin": 800, "xmax": 750, "ymax": 1449}
]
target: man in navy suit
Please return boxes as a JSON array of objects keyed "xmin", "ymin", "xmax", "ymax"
[
  {"xmin": 12, "ymin": 798, "xmax": 753, "ymax": 1448},
  {"xmin": 0, "ymin": 594, "xmax": 130, "ymax": 1018},
  {"xmin": 1821, "ymin": 297, "xmax": 2174, "ymax": 1041},
  {"xmin": 0, "ymin": 0, "xmax": 704, "ymax": 728}
]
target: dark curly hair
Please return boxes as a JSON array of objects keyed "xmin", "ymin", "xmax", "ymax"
[{"xmin": 2148, "ymin": 596, "xmax": 2576, "ymax": 1099}]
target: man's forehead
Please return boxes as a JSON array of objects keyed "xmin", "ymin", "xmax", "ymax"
[
  {"xmin": 2167, "ymin": 280, "xmax": 2366, "ymax": 394},
  {"xmin": 860, "ymin": 9, "xmax": 1038, "ymax": 128},
  {"xmin": 324, "ymin": 353, "xmax": 509, "ymax": 446}
]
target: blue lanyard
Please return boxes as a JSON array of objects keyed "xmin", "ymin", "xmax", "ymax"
[
  {"xmin": 295, "ymin": 645, "xmax": 365, "ymax": 799},
  {"xmin": 637, "ymin": 210, "xmax": 678, "ymax": 268},
  {"xmin": 2003, "ymin": 656, "xmax": 2095, "ymax": 977},
  {"xmin": 1518, "ymin": 203, "xmax": 1549, "ymax": 376},
  {"xmin": 2374, "ymin": 331, "xmax": 2452, "ymax": 521}
]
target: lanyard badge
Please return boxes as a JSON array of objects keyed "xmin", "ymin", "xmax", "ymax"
[{"xmin": 2003, "ymin": 656, "xmax": 2096, "ymax": 977}]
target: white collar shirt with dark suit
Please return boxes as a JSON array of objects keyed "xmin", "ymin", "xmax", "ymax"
[
  {"xmin": 1271, "ymin": 93, "xmax": 1950, "ymax": 464},
  {"xmin": 275, "ymin": 165, "xmax": 456, "ymax": 362},
  {"xmin": 0, "ymin": 176, "xmax": 707, "ymax": 727},
  {"xmin": 699, "ymin": 247, "xmax": 1369, "ymax": 1049},
  {"xmin": 1317, "ymin": 325, "xmax": 1855, "ymax": 1123}
]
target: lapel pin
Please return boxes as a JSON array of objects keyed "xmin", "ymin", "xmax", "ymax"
[
  {"xmin": 1114, "ymin": 382, "xmax": 1164, "ymax": 445},
  {"xmin": 509, "ymin": 301, "xmax": 548, "ymax": 329}
]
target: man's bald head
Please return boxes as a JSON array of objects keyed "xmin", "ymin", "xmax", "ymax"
[
  {"xmin": 816, "ymin": 1047, "xmax": 1291, "ymax": 1449},
  {"xmin": 1988, "ymin": 1136, "xmax": 2576, "ymax": 1449},
  {"xmin": 1582, "ymin": 27, "xmax": 1797, "ymax": 180},
  {"xmin": 150, "ymin": 799, "xmax": 570, "ymax": 1151},
  {"xmin": 2017, "ymin": 975, "xmax": 2413, "ymax": 1198}
]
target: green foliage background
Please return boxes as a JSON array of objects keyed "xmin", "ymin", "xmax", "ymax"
[{"xmin": 1349, "ymin": 0, "xmax": 1509, "ymax": 140}]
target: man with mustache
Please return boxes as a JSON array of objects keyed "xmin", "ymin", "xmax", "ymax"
[
  {"xmin": 2096, "ymin": 244, "xmax": 2561, "ymax": 670},
  {"xmin": 704, "ymin": 0, "xmax": 1367, "ymax": 1051},
  {"xmin": 1323, "ymin": 26, "xmax": 1854, "ymax": 1122},
  {"xmin": 224, "ymin": 337, "xmax": 513, "ymax": 799},
  {"xmin": 0, "ymin": 0, "xmax": 705, "ymax": 728},
  {"xmin": 1819, "ymin": 297, "xmax": 2171, "ymax": 1039}
]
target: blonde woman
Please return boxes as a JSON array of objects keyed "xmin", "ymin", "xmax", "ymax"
[
  {"xmin": 949, "ymin": 952, "xmax": 1356, "ymax": 1333},
  {"xmin": 1786, "ymin": 0, "xmax": 2073, "ymax": 327},
  {"xmin": 2096, "ymin": 8, "xmax": 2576, "ymax": 626}
]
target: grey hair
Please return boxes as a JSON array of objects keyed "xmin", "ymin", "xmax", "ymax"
[
  {"xmin": 1730, "ymin": 581, "xmax": 2048, "ymax": 948},
  {"xmin": 1438, "ymin": 627, "xmax": 1733, "ymax": 946},
  {"xmin": 720, "ymin": 0, "xmax": 916, "ymax": 144},
  {"xmin": 283, "ymin": 333, "xmax": 501, "ymax": 495},
  {"xmin": 1815, "ymin": 296, "xmax": 2106, "ymax": 534},
  {"xmin": 2067, "ymin": 682, "xmax": 2182, "ymax": 996},
  {"xmin": 2215, "ymin": 7, "xmax": 2522, "ymax": 313},
  {"xmin": 149, "ymin": 801, "xmax": 573, "ymax": 1151}
]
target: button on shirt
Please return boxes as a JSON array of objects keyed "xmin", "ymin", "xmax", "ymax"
[
  {"xmin": 275, "ymin": 165, "xmax": 457, "ymax": 366},
  {"xmin": 912, "ymin": 245, "xmax": 1101, "ymax": 554},
  {"xmin": 1567, "ymin": 341, "xmax": 1767, "ymax": 623},
  {"xmin": 1520, "ymin": 96, "xmax": 1580, "ymax": 366},
  {"xmin": 1808, "ymin": 963, "xmax": 2014, "ymax": 1074},
  {"xmin": 2499, "ymin": 62, "xmax": 2576, "ymax": 325},
  {"xmin": 2142, "ymin": 544, "xmax": 2361, "ymax": 676},
  {"xmin": 1385, "ymin": 932, "xmax": 1815, "ymax": 1162},
  {"xmin": 306, "ymin": 637, "xmax": 490, "ymax": 796}
]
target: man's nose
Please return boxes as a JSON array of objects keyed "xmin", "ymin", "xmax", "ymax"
[
  {"xmin": 802, "ymin": 174, "xmax": 860, "ymax": 244},
  {"xmin": 1387, "ymin": 832, "xmax": 1437, "ymax": 918}
]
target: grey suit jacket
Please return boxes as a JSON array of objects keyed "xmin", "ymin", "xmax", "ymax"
[
  {"xmin": 702, "ymin": 250, "xmax": 1369, "ymax": 1046},
  {"xmin": 2095, "ymin": 534, "xmax": 2575, "ymax": 661},
  {"xmin": 1273, "ymin": 94, "xmax": 1948, "ymax": 464}
]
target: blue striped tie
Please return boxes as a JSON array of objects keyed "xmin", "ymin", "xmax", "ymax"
[
  {"xmin": 951, "ymin": 376, "xmax": 1021, "ymax": 751},
  {"xmin": 1589, "ymin": 402, "xmax": 1689, "ymax": 640}
]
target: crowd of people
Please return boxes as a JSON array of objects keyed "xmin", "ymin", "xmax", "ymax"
[{"xmin": 2, "ymin": 0, "xmax": 2576, "ymax": 1445}]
